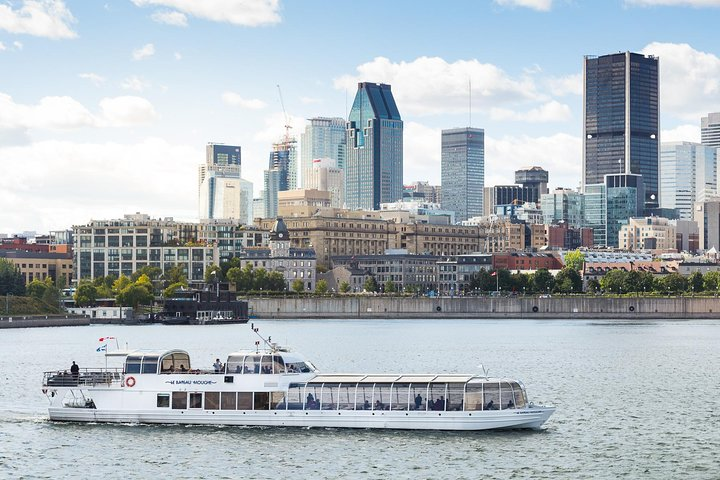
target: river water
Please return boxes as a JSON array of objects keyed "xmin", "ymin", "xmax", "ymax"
[{"xmin": 0, "ymin": 319, "xmax": 718, "ymax": 479}]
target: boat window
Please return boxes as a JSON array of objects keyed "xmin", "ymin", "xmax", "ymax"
[
  {"xmin": 205, "ymin": 392, "xmax": 220, "ymax": 410},
  {"xmin": 483, "ymin": 382, "xmax": 500, "ymax": 410},
  {"xmin": 355, "ymin": 383, "xmax": 373, "ymax": 410},
  {"xmin": 125, "ymin": 356, "xmax": 141, "ymax": 374},
  {"xmin": 286, "ymin": 361, "xmax": 312, "ymax": 373},
  {"xmin": 272, "ymin": 355, "xmax": 286, "ymax": 374},
  {"xmin": 244, "ymin": 355, "xmax": 261, "ymax": 374},
  {"xmin": 226, "ymin": 356, "xmax": 243, "ymax": 374},
  {"xmin": 500, "ymin": 382, "xmax": 515, "ymax": 410},
  {"xmin": 372, "ymin": 383, "xmax": 391, "ymax": 410},
  {"xmin": 260, "ymin": 355, "xmax": 274, "ymax": 374},
  {"xmin": 320, "ymin": 383, "xmax": 339, "ymax": 410},
  {"xmin": 160, "ymin": 352, "xmax": 191, "ymax": 373},
  {"xmin": 304, "ymin": 384, "xmax": 321, "ymax": 409},
  {"xmin": 271, "ymin": 391, "xmax": 286, "ymax": 409},
  {"xmin": 237, "ymin": 392, "xmax": 253, "ymax": 410},
  {"xmin": 390, "ymin": 383, "xmax": 410, "ymax": 411},
  {"xmin": 172, "ymin": 392, "xmax": 187, "ymax": 409},
  {"xmin": 410, "ymin": 383, "xmax": 429, "ymax": 411},
  {"xmin": 141, "ymin": 356, "xmax": 158, "ymax": 374},
  {"xmin": 464, "ymin": 384, "xmax": 483, "ymax": 411},
  {"xmin": 254, "ymin": 392, "xmax": 269, "ymax": 410},
  {"xmin": 447, "ymin": 384, "xmax": 465, "ymax": 411},
  {"xmin": 157, "ymin": 393, "xmax": 170, "ymax": 408},
  {"xmin": 511, "ymin": 382, "xmax": 527, "ymax": 408},
  {"xmin": 189, "ymin": 393, "xmax": 202, "ymax": 409},
  {"xmin": 287, "ymin": 383, "xmax": 303, "ymax": 410},
  {"xmin": 337, "ymin": 384, "xmax": 356, "ymax": 410},
  {"xmin": 221, "ymin": 392, "xmax": 236, "ymax": 410},
  {"xmin": 428, "ymin": 383, "xmax": 447, "ymax": 411}
]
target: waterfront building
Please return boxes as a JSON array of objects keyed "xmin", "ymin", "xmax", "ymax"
[
  {"xmin": 238, "ymin": 218, "xmax": 316, "ymax": 291},
  {"xmin": 540, "ymin": 188, "xmax": 584, "ymax": 227},
  {"xmin": 660, "ymin": 142, "xmax": 717, "ymax": 220},
  {"xmin": 701, "ymin": 112, "xmax": 720, "ymax": 148},
  {"xmin": 618, "ymin": 217, "xmax": 676, "ymax": 252},
  {"xmin": 345, "ymin": 82, "xmax": 403, "ymax": 210},
  {"xmin": 304, "ymin": 158, "xmax": 345, "ymax": 208},
  {"xmin": 331, "ymin": 250, "xmax": 439, "ymax": 293},
  {"xmin": 492, "ymin": 252, "xmax": 563, "ymax": 272},
  {"xmin": 316, "ymin": 264, "xmax": 369, "ymax": 293},
  {"xmin": 694, "ymin": 197, "xmax": 720, "ymax": 251},
  {"xmin": 441, "ymin": 127, "xmax": 485, "ymax": 223},
  {"xmin": 437, "ymin": 253, "xmax": 493, "ymax": 295},
  {"xmin": 583, "ymin": 52, "xmax": 659, "ymax": 210},
  {"xmin": 0, "ymin": 250, "xmax": 73, "ymax": 286},
  {"xmin": 300, "ymin": 117, "xmax": 346, "ymax": 188}
]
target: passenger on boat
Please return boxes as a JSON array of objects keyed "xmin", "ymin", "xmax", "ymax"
[
  {"xmin": 213, "ymin": 359, "xmax": 223, "ymax": 373},
  {"xmin": 235, "ymin": 365, "xmax": 242, "ymax": 373},
  {"xmin": 506, "ymin": 400, "xmax": 514, "ymax": 409},
  {"xmin": 168, "ymin": 365, "xmax": 175, "ymax": 373},
  {"xmin": 363, "ymin": 400, "xmax": 370, "ymax": 410},
  {"xmin": 414, "ymin": 394, "xmax": 422, "ymax": 410},
  {"xmin": 486, "ymin": 400, "xmax": 496, "ymax": 410},
  {"xmin": 180, "ymin": 365, "xmax": 187, "ymax": 372},
  {"xmin": 70, "ymin": 361, "xmax": 79, "ymax": 380},
  {"xmin": 374, "ymin": 400, "xmax": 384, "ymax": 410}
]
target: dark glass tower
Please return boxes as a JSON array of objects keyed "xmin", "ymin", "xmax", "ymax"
[
  {"xmin": 206, "ymin": 143, "xmax": 241, "ymax": 166},
  {"xmin": 441, "ymin": 128, "xmax": 484, "ymax": 223},
  {"xmin": 583, "ymin": 52, "xmax": 659, "ymax": 209},
  {"xmin": 346, "ymin": 83, "xmax": 403, "ymax": 210}
]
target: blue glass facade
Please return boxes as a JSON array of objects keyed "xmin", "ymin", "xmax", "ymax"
[
  {"xmin": 584, "ymin": 52, "xmax": 659, "ymax": 210},
  {"xmin": 605, "ymin": 174, "xmax": 644, "ymax": 248},
  {"xmin": 346, "ymin": 83, "xmax": 403, "ymax": 210},
  {"xmin": 207, "ymin": 144, "xmax": 241, "ymax": 166},
  {"xmin": 441, "ymin": 128, "xmax": 484, "ymax": 222}
]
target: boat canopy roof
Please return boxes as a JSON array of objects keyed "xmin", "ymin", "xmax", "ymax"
[{"xmin": 307, "ymin": 374, "xmax": 508, "ymax": 384}]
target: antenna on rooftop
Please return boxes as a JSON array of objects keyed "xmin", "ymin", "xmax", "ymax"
[{"xmin": 468, "ymin": 78, "xmax": 472, "ymax": 127}]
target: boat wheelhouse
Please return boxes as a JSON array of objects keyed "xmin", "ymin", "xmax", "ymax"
[{"xmin": 42, "ymin": 334, "xmax": 554, "ymax": 430}]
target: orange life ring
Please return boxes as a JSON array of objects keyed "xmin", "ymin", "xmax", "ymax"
[{"xmin": 126, "ymin": 376, "xmax": 136, "ymax": 387}]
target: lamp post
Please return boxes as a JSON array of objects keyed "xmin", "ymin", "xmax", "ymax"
[{"xmin": 5, "ymin": 293, "xmax": 12, "ymax": 314}]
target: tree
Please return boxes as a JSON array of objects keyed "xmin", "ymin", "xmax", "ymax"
[
  {"xmin": 531, "ymin": 268, "xmax": 555, "ymax": 294},
  {"xmin": 163, "ymin": 282, "xmax": 186, "ymax": 298},
  {"xmin": 165, "ymin": 265, "xmax": 187, "ymax": 286},
  {"xmin": 291, "ymin": 279, "xmax": 305, "ymax": 293},
  {"xmin": 509, "ymin": 272, "xmax": 530, "ymax": 295},
  {"xmin": 339, "ymin": 281, "xmax": 351, "ymax": 294},
  {"xmin": 563, "ymin": 250, "xmax": 585, "ymax": 272},
  {"xmin": 41, "ymin": 282, "xmax": 60, "ymax": 307},
  {"xmin": 384, "ymin": 280, "xmax": 396, "ymax": 294},
  {"xmin": 363, "ymin": 276, "xmax": 379, "ymax": 293},
  {"xmin": 267, "ymin": 272, "xmax": 287, "ymax": 291},
  {"xmin": 135, "ymin": 274, "xmax": 153, "ymax": 294},
  {"xmin": 469, "ymin": 269, "xmax": 494, "ymax": 292},
  {"xmin": 704, "ymin": 271, "xmax": 720, "ymax": 293},
  {"xmin": 74, "ymin": 282, "xmax": 98, "ymax": 307},
  {"xmin": 117, "ymin": 284, "xmax": 153, "ymax": 309},
  {"xmin": 600, "ymin": 269, "xmax": 626, "ymax": 294},
  {"xmin": 131, "ymin": 266, "xmax": 162, "ymax": 283},
  {"xmin": 660, "ymin": 272, "xmax": 688, "ymax": 294},
  {"xmin": 688, "ymin": 271, "xmax": 704, "ymax": 293},
  {"xmin": 253, "ymin": 268, "xmax": 269, "ymax": 291},
  {"xmin": 26, "ymin": 279, "xmax": 49, "ymax": 300},
  {"xmin": 553, "ymin": 267, "xmax": 583, "ymax": 293},
  {"xmin": 586, "ymin": 279, "xmax": 601, "ymax": 294},
  {"xmin": 220, "ymin": 256, "xmax": 241, "ymax": 277},
  {"xmin": 315, "ymin": 279, "xmax": 329, "ymax": 294},
  {"xmin": 93, "ymin": 274, "xmax": 116, "ymax": 298},
  {"xmin": 112, "ymin": 274, "xmax": 132, "ymax": 295},
  {"xmin": 0, "ymin": 258, "xmax": 25, "ymax": 295},
  {"xmin": 204, "ymin": 264, "xmax": 224, "ymax": 284}
]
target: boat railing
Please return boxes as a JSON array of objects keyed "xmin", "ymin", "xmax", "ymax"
[{"xmin": 43, "ymin": 368, "xmax": 124, "ymax": 387}]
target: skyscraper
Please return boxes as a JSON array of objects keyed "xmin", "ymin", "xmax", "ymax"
[
  {"xmin": 441, "ymin": 128, "xmax": 484, "ymax": 223},
  {"xmin": 660, "ymin": 142, "xmax": 717, "ymax": 220},
  {"xmin": 701, "ymin": 112, "xmax": 720, "ymax": 148},
  {"xmin": 583, "ymin": 52, "xmax": 659, "ymax": 209},
  {"xmin": 300, "ymin": 117, "xmax": 346, "ymax": 188},
  {"xmin": 198, "ymin": 143, "xmax": 252, "ymax": 223},
  {"xmin": 268, "ymin": 139, "xmax": 297, "ymax": 192},
  {"xmin": 345, "ymin": 82, "xmax": 403, "ymax": 210}
]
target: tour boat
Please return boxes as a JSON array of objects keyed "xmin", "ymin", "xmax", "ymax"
[{"xmin": 42, "ymin": 327, "xmax": 554, "ymax": 430}]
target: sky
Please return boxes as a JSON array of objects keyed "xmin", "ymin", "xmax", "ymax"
[{"xmin": 1, "ymin": 0, "xmax": 720, "ymax": 234}]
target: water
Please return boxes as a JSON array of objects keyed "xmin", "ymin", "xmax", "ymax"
[{"xmin": 1, "ymin": 319, "xmax": 718, "ymax": 479}]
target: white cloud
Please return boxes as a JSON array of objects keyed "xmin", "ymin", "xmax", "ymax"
[
  {"xmin": 174, "ymin": 51, "xmax": 182, "ymax": 60},
  {"xmin": 0, "ymin": 42, "xmax": 5, "ymax": 51},
  {"xmin": 334, "ymin": 56, "xmax": 543, "ymax": 117},
  {"xmin": 494, "ymin": 0, "xmax": 553, "ymax": 11},
  {"xmin": 251, "ymin": 111, "xmax": 305, "ymax": 144},
  {"xmin": 99, "ymin": 96, "xmax": 158, "ymax": 126},
  {"xmin": 222, "ymin": 91, "xmax": 267, "ymax": 110},
  {"xmin": 0, "ymin": 92, "xmax": 157, "ymax": 130},
  {"xmin": 131, "ymin": 0, "xmax": 281, "ymax": 27},
  {"xmin": 13, "ymin": 40, "xmax": 23, "ymax": 49},
  {"xmin": 0, "ymin": 138, "xmax": 201, "ymax": 232},
  {"xmin": 490, "ymin": 100, "xmax": 572, "ymax": 122},
  {"xmin": 0, "ymin": 0, "xmax": 77, "ymax": 39},
  {"xmin": 625, "ymin": 0, "xmax": 720, "ymax": 7},
  {"xmin": 132, "ymin": 43, "xmax": 155, "ymax": 60},
  {"xmin": 150, "ymin": 10, "xmax": 188, "ymax": 26},
  {"xmin": 546, "ymin": 73, "xmax": 582, "ymax": 96},
  {"xmin": 121, "ymin": 75, "xmax": 151, "ymax": 92},
  {"xmin": 641, "ymin": 42, "xmax": 720, "ymax": 120},
  {"xmin": 300, "ymin": 96, "xmax": 321, "ymax": 105},
  {"xmin": 661, "ymin": 124, "xmax": 701, "ymax": 143},
  {"xmin": 78, "ymin": 72, "xmax": 106, "ymax": 86}
]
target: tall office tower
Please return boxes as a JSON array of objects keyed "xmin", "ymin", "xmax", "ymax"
[
  {"xmin": 268, "ymin": 139, "xmax": 297, "ymax": 192},
  {"xmin": 660, "ymin": 142, "xmax": 717, "ymax": 219},
  {"xmin": 515, "ymin": 166, "xmax": 549, "ymax": 199},
  {"xmin": 263, "ymin": 168, "xmax": 281, "ymax": 219},
  {"xmin": 346, "ymin": 82, "xmax": 403, "ymax": 210},
  {"xmin": 604, "ymin": 174, "xmax": 645, "ymax": 248},
  {"xmin": 583, "ymin": 52, "xmax": 659, "ymax": 210},
  {"xmin": 305, "ymin": 157, "xmax": 345, "ymax": 208},
  {"xmin": 441, "ymin": 128, "xmax": 485, "ymax": 223},
  {"xmin": 198, "ymin": 143, "xmax": 253, "ymax": 222},
  {"xmin": 701, "ymin": 112, "xmax": 720, "ymax": 148},
  {"xmin": 540, "ymin": 188, "xmax": 585, "ymax": 227},
  {"xmin": 300, "ymin": 117, "xmax": 346, "ymax": 188}
]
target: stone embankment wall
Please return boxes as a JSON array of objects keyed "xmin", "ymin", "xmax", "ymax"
[
  {"xmin": 248, "ymin": 296, "xmax": 720, "ymax": 319},
  {"xmin": 0, "ymin": 315, "xmax": 90, "ymax": 329}
]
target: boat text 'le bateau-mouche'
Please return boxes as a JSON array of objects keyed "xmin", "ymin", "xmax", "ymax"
[{"xmin": 42, "ymin": 325, "xmax": 555, "ymax": 431}]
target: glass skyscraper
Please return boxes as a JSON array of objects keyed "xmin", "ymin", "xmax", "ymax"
[
  {"xmin": 346, "ymin": 83, "xmax": 403, "ymax": 210},
  {"xmin": 300, "ymin": 117, "xmax": 346, "ymax": 189},
  {"xmin": 583, "ymin": 52, "xmax": 659, "ymax": 210},
  {"xmin": 441, "ymin": 128, "xmax": 484, "ymax": 223},
  {"xmin": 268, "ymin": 140, "xmax": 297, "ymax": 192},
  {"xmin": 660, "ymin": 142, "xmax": 717, "ymax": 220},
  {"xmin": 701, "ymin": 112, "xmax": 720, "ymax": 148}
]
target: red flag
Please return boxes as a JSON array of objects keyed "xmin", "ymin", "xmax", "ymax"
[
  {"xmin": 491, "ymin": 271, "xmax": 497, "ymax": 277},
  {"xmin": 99, "ymin": 336, "xmax": 115, "ymax": 342}
]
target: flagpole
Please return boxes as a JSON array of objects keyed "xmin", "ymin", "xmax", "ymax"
[{"xmin": 496, "ymin": 271, "xmax": 499, "ymax": 293}]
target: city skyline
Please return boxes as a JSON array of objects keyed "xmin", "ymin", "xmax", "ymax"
[{"xmin": 2, "ymin": 0, "xmax": 720, "ymax": 232}]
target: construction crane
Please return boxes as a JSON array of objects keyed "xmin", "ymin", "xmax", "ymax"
[{"xmin": 276, "ymin": 84, "xmax": 292, "ymax": 144}]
